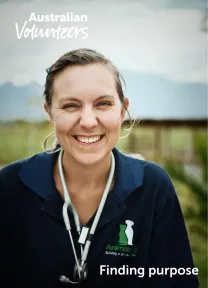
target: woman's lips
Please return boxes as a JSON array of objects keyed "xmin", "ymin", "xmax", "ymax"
[{"xmin": 73, "ymin": 134, "xmax": 104, "ymax": 145}]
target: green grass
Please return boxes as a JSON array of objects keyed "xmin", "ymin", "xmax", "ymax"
[
  {"xmin": 171, "ymin": 181, "xmax": 207, "ymax": 288},
  {"xmin": 0, "ymin": 121, "xmax": 52, "ymax": 164}
]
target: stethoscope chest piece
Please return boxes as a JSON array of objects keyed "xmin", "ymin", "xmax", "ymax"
[{"xmin": 73, "ymin": 262, "xmax": 88, "ymax": 282}]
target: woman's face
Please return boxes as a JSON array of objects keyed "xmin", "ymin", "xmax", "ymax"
[{"xmin": 45, "ymin": 63, "xmax": 129, "ymax": 165}]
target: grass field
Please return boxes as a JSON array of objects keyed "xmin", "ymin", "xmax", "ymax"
[{"xmin": 0, "ymin": 121, "xmax": 207, "ymax": 286}]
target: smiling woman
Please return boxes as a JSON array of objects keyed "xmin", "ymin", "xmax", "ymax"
[
  {"xmin": 0, "ymin": 48, "xmax": 199, "ymax": 288},
  {"xmin": 44, "ymin": 62, "xmax": 128, "ymax": 166}
]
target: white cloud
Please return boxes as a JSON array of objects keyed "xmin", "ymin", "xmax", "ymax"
[{"xmin": 0, "ymin": 0, "xmax": 206, "ymax": 85}]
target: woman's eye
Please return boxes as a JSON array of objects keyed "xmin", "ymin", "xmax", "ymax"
[
  {"xmin": 97, "ymin": 102, "xmax": 111, "ymax": 107},
  {"xmin": 63, "ymin": 104, "xmax": 78, "ymax": 109}
]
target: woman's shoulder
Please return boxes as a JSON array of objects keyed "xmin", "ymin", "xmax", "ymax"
[
  {"xmin": 126, "ymin": 153, "xmax": 171, "ymax": 184},
  {"xmin": 141, "ymin": 159, "xmax": 171, "ymax": 183},
  {"xmin": 0, "ymin": 152, "xmax": 46, "ymax": 183},
  {"xmin": 125, "ymin": 154, "xmax": 176, "ymax": 201},
  {"xmin": 0, "ymin": 157, "xmax": 29, "ymax": 180},
  {"xmin": 0, "ymin": 151, "xmax": 56, "ymax": 203}
]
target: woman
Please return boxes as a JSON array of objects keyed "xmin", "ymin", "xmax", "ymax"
[{"xmin": 0, "ymin": 49, "xmax": 199, "ymax": 287}]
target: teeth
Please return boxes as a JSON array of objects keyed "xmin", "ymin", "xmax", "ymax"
[{"xmin": 76, "ymin": 136, "xmax": 102, "ymax": 143}]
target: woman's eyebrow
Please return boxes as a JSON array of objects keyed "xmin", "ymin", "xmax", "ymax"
[{"xmin": 59, "ymin": 95, "xmax": 115, "ymax": 104}]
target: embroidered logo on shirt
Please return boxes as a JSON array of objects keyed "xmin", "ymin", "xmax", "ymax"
[
  {"xmin": 105, "ymin": 220, "xmax": 137, "ymax": 257},
  {"xmin": 119, "ymin": 220, "xmax": 134, "ymax": 246}
]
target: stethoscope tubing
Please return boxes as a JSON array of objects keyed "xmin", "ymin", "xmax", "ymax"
[{"xmin": 58, "ymin": 148, "xmax": 115, "ymax": 283}]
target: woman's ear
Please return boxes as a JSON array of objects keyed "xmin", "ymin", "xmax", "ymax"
[
  {"xmin": 44, "ymin": 103, "xmax": 54, "ymax": 126},
  {"xmin": 121, "ymin": 97, "xmax": 129, "ymax": 122}
]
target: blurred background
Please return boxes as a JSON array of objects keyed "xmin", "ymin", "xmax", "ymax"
[{"xmin": 0, "ymin": 0, "xmax": 207, "ymax": 286}]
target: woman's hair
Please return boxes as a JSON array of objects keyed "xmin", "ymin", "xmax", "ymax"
[{"xmin": 43, "ymin": 48, "xmax": 135, "ymax": 153}]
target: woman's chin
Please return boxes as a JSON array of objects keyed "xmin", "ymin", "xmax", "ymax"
[{"xmin": 73, "ymin": 152, "xmax": 104, "ymax": 166}]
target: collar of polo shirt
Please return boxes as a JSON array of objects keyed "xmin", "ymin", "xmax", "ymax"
[{"xmin": 18, "ymin": 147, "xmax": 144, "ymax": 229}]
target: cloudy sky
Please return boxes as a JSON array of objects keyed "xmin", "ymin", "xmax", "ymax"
[{"xmin": 0, "ymin": 0, "xmax": 207, "ymax": 86}]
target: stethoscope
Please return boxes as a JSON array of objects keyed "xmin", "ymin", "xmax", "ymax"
[{"xmin": 58, "ymin": 148, "xmax": 115, "ymax": 284}]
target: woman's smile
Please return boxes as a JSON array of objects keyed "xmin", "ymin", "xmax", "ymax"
[{"xmin": 72, "ymin": 134, "xmax": 105, "ymax": 146}]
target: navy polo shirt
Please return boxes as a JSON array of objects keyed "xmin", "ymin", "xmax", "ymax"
[{"xmin": 0, "ymin": 148, "xmax": 199, "ymax": 288}]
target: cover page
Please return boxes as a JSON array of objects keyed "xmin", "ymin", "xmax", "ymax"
[{"xmin": 0, "ymin": 1, "xmax": 207, "ymax": 287}]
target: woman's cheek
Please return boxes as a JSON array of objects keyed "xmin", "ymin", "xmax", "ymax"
[
  {"xmin": 99, "ymin": 110, "xmax": 122, "ymax": 131},
  {"xmin": 53, "ymin": 112, "xmax": 78, "ymax": 131}
]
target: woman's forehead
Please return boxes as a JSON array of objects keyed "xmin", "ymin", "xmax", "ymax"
[{"xmin": 53, "ymin": 64, "xmax": 117, "ymax": 95}]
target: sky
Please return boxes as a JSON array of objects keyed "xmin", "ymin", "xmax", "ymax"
[{"xmin": 0, "ymin": 0, "xmax": 207, "ymax": 86}]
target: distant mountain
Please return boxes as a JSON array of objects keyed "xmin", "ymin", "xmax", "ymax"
[
  {"xmin": 0, "ymin": 82, "xmax": 47, "ymax": 121},
  {"xmin": 0, "ymin": 72, "xmax": 207, "ymax": 121},
  {"xmin": 122, "ymin": 71, "xmax": 207, "ymax": 120}
]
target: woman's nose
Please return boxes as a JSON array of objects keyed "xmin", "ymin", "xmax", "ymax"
[{"xmin": 79, "ymin": 109, "xmax": 98, "ymax": 129}]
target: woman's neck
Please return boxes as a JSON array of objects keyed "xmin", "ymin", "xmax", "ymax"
[
  {"xmin": 57, "ymin": 151, "xmax": 113, "ymax": 198},
  {"xmin": 53, "ymin": 151, "xmax": 115, "ymax": 225}
]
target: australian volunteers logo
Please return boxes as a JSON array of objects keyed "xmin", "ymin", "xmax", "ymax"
[{"xmin": 105, "ymin": 220, "xmax": 137, "ymax": 257}]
